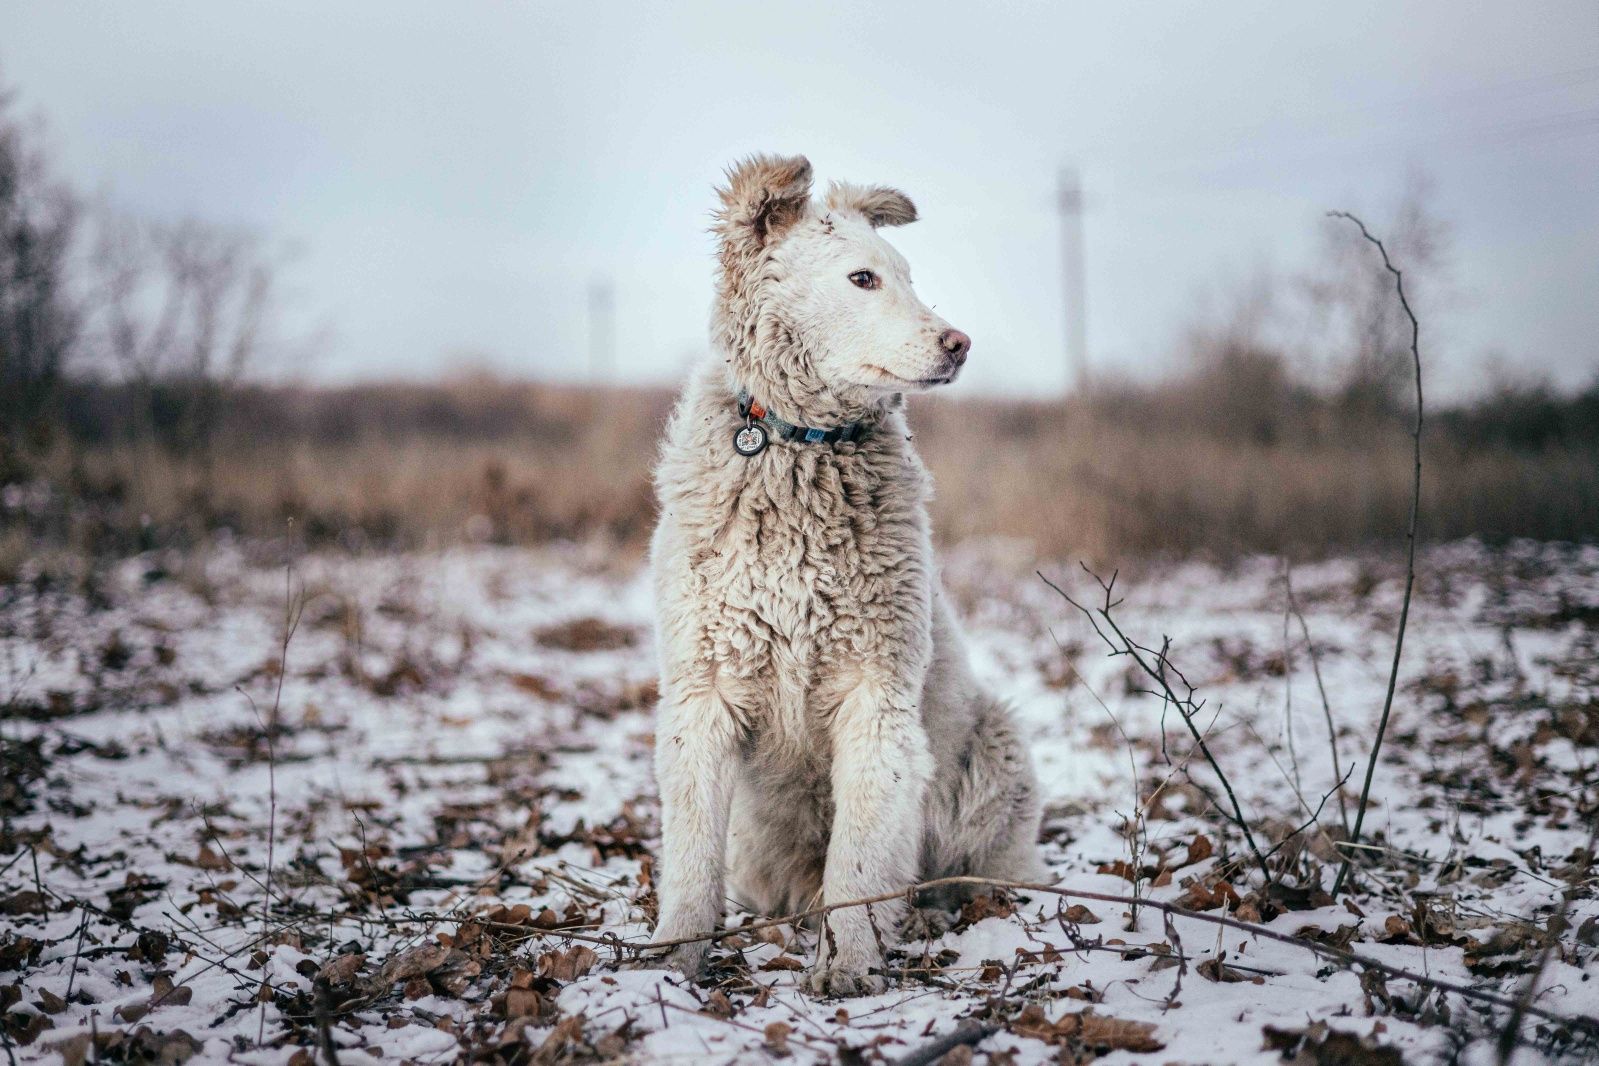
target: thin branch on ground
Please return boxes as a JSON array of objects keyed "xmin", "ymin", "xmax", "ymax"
[
  {"xmin": 64, "ymin": 909, "xmax": 89, "ymax": 1002},
  {"xmin": 357, "ymin": 872, "xmax": 1597, "ymax": 1041},
  {"xmin": 1326, "ymin": 210, "xmax": 1425, "ymax": 897},
  {"xmin": 895, "ymin": 1021, "xmax": 996, "ymax": 1066},
  {"xmin": 698, "ymin": 876, "xmax": 1597, "ymax": 1039}
]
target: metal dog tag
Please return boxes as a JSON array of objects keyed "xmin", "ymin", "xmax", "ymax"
[{"xmin": 733, "ymin": 423, "xmax": 769, "ymax": 456}]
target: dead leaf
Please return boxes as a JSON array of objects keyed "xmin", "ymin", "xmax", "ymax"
[
  {"xmin": 1096, "ymin": 860, "xmax": 1140, "ymax": 883},
  {"xmin": 0, "ymin": 891, "xmax": 47, "ymax": 915},
  {"xmin": 429, "ymin": 951, "xmax": 482, "ymax": 996},
  {"xmin": 958, "ymin": 892, "xmax": 1016, "ymax": 927},
  {"xmin": 537, "ymin": 945, "xmax": 598, "ymax": 982},
  {"xmin": 1012, "ymin": 1004, "xmax": 1163, "ymax": 1053},
  {"xmin": 530, "ymin": 1014, "xmax": 587, "ymax": 1064},
  {"xmin": 1176, "ymin": 878, "xmax": 1242, "ymax": 911},
  {"xmin": 760, "ymin": 954, "xmax": 805, "ymax": 972},
  {"xmin": 370, "ymin": 942, "xmax": 452, "ymax": 991},
  {"xmin": 1295, "ymin": 924, "xmax": 1361, "ymax": 951},
  {"xmin": 7, "ymin": 1009, "xmax": 51, "ymax": 1046},
  {"xmin": 504, "ymin": 986, "xmax": 550, "ymax": 1021},
  {"xmin": 117, "ymin": 976, "xmax": 193, "ymax": 1022},
  {"xmin": 1262, "ymin": 1021, "xmax": 1404, "ymax": 1065},
  {"xmin": 1379, "ymin": 915, "xmax": 1418, "ymax": 945},
  {"xmin": 316, "ymin": 952, "xmax": 365, "ymax": 985},
  {"xmin": 1198, "ymin": 957, "xmax": 1259, "ymax": 984},
  {"xmin": 534, "ymin": 617, "xmax": 637, "ymax": 652}
]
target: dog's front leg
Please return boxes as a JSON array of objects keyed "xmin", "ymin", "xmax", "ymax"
[
  {"xmin": 809, "ymin": 683, "xmax": 934, "ymax": 997},
  {"xmin": 650, "ymin": 692, "xmax": 740, "ymax": 978}
]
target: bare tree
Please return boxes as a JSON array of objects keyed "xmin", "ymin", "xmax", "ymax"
[
  {"xmin": 1180, "ymin": 266, "xmax": 1300, "ymax": 444},
  {"xmin": 0, "ymin": 81, "xmax": 79, "ymax": 467},
  {"xmin": 87, "ymin": 207, "xmax": 277, "ymax": 490}
]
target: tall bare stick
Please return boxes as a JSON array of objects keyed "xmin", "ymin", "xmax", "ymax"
[
  {"xmin": 251, "ymin": 559, "xmax": 304, "ymax": 1047},
  {"xmin": 1327, "ymin": 211, "xmax": 1423, "ymax": 896}
]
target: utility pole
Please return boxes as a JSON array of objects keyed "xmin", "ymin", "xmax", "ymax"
[
  {"xmin": 1057, "ymin": 167, "xmax": 1089, "ymax": 393},
  {"xmin": 587, "ymin": 278, "xmax": 615, "ymax": 382}
]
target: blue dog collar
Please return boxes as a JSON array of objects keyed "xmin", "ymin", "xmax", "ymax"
[{"xmin": 733, "ymin": 389, "xmax": 868, "ymax": 456}]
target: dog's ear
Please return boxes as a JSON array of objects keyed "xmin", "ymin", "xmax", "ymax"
[
  {"xmin": 825, "ymin": 181, "xmax": 918, "ymax": 228},
  {"xmin": 715, "ymin": 154, "xmax": 813, "ymax": 246}
]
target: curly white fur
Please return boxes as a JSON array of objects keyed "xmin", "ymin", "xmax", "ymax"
[{"xmin": 647, "ymin": 154, "xmax": 1043, "ymax": 997}]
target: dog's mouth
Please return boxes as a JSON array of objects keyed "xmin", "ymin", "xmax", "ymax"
[{"xmin": 867, "ymin": 365, "xmax": 960, "ymax": 388}]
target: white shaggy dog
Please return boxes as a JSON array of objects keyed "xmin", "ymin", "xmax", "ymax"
[{"xmin": 646, "ymin": 154, "xmax": 1042, "ymax": 997}]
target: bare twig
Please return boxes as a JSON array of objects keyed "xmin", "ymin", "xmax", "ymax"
[
  {"xmin": 1160, "ymin": 908, "xmax": 1187, "ymax": 1012},
  {"xmin": 1284, "ymin": 562, "xmax": 1350, "ymax": 835},
  {"xmin": 64, "ymin": 908, "xmax": 89, "ymax": 1001},
  {"xmin": 1280, "ymin": 559, "xmax": 1304, "ymax": 799},
  {"xmin": 1326, "ymin": 211, "xmax": 1424, "ymax": 897},
  {"xmin": 254, "ymin": 560, "xmax": 303, "ymax": 1047},
  {"xmin": 895, "ymin": 1022, "xmax": 996, "ymax": 1066}
]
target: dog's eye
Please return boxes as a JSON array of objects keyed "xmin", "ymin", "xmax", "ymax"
[{"xmin": 848, "ymin": 270, "xmax": 880, "ymax": 290}]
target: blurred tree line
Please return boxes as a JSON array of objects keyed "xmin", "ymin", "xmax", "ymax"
[{"xmin": 0, "ymin": 77, "xmax": 281, "ymax": 490}]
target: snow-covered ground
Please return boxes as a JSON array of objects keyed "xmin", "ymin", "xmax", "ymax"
[{"xmin": 2, "ymin": 539, "xmax": 1596, "ymax": 1064}]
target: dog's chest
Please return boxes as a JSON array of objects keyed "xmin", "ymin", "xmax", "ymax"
[{"xmin": 690, "ymin": 445, "xmax": 928, "ymax": 705}]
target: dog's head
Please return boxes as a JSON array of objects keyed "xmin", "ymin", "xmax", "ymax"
[{"xmin": 712, "ymin": 154, "xmax": 970, "ymax": 420}]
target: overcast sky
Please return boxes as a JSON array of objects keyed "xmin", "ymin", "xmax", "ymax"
[{"xmin": 5, "ymin": 1, "xmax": 1597, "ymax": 398}]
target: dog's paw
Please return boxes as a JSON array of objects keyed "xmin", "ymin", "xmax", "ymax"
[
  {"xmin": 805, "ymin": 965, "xmax": 887, "ymax": 999},
  {"xmin": 900, "ymin": 906, "xmax": 953, "ymax": 942},
  {"xmin": 623, "ymin": 943, "xmax": 706, "ymax": 980}
]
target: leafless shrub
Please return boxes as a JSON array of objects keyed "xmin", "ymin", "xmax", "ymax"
[{"xmin": 1174, "ymin": 266, "xmax": 1308, "ymax": 446}]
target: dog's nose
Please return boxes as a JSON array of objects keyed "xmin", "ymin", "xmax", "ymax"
[{"xmin": 938, "ymin": 329, "xmax": 971, "ymax": 365}]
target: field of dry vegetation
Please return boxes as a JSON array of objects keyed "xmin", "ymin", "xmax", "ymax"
[{"xmin": 6, "ymin": 371, "xmax": 1596, "ymax": 577}]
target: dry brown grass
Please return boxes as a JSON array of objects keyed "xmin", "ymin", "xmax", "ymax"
[
  {"xmin": 17, "ymin": 378, "xmax": 1599, "ymax": 564},
  {"xmin": 914, "ymin": 394, "xmax": 1599, "ymax": 559}
]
